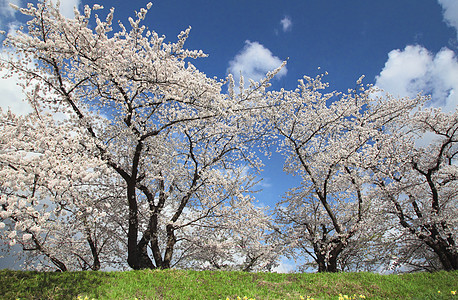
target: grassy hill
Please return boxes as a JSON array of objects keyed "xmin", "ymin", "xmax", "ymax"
[{"xmin": 1, "ymin": 269, "xmax": 456, "ymax": 299}]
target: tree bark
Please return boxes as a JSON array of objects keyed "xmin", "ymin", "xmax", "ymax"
[
  {"xmin": 126, "ymin": 181, "xmax": 154, "ymax": 270},
  {"xmin": 314, "ymin": 241, "xmax": 344, "ymax": 272},
  {"xmin": 162, "ymin": 224, "xmax": 177, "ymax": 269},
  {"xmin": 425, "ymin": 234, "xmax": 457, "ymax": 271}
]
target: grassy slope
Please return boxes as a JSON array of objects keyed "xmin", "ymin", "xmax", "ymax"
[{"xmin": 0, "ymin": 269, "xmax": 456, "ymax": 300}]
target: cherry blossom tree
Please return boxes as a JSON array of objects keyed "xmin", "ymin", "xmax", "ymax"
[
  {"xmin": 269, "ymin": 74, "xmax": 423, "ymax": 272},
  {"xmin": 371, "ymin": 106, "xmax": 457, "ymax": 271},
  {"xmin": 1, "ymin": 1, "xmax": 282, "ymax": 270},
  {"xmin": 178, "ymin": 195, "xmax": 281, "ymax": 272},
  {"xmin": 0, "ymin": 108, "xmax": 127, "ymax": 271}
]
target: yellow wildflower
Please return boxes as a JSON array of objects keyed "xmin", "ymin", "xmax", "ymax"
[{"xmin": 452, "ymin": 291, "xmax": 456, "ymax": 295}]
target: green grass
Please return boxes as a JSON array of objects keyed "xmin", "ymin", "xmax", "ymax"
[{"xmin": 0, "ymin": 269, "xmax": 456, "ymax": 300}]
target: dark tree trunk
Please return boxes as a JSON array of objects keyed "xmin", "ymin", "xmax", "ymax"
[
  {"xmin": 425, "ymin": 237, "xmax": 457, "ymax": 271},
  {"xmin": 149, "ymin": 214, "xmax": 164, "ymax": 268},
  {"xmin": 126, "ymin": 182, "xmax": 139, "ymax": 269},
  {"xmin": 126, "ymin": 182, "xmax": 154, "ymax": 270},
  {"xmin": 314, "ymin": 241, "xmax": 344, "ymax": 273},
  {"xmin": 162, "ymin": 224, "xmax": 176, "ymax": 269},
  {"xmin": 87, "ymin": 235, "xmax": 101, "ymax": 271},
  {"xmin": 326, "ymin": 255, "xmax": 339, "ymax": 273},
  {"xmin": 316, "ymin": 253, "xmax": 327, "ymax": 273},
  {"xmin": 316, "ymin": 254, "xmax": 338, "ymax": 272}
]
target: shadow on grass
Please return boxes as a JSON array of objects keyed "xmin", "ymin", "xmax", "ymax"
[{"xmin": 0, "ymin": 269, "xmax": 111, "ymax": 300}]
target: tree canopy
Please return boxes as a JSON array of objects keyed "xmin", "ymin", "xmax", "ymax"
[{"xmin": 0, "ymin": 1, "xmax": 456, "ymax": 272}]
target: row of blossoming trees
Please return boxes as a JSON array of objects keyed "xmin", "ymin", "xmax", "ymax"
[{"xmin": 0, "ymin": 1, "xmax": 456, "ymax": 272}]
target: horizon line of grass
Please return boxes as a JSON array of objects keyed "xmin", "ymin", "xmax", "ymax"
[{"xmin": 1, "ymin": 269, "xmax": 456, "ymax": 299}]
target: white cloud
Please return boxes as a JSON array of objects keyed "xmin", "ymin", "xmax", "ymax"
[
  {"xmin": 228, "ymin": 40, "xmax": 287, "ymax": 84},
  {"xmin": 0, "ymin": 54, "xmax": 31, "ymax": 116},
  {"xmin": 0, "ymin": 0, "xmax": 80, "ymax": 116},
  {"xmin": 0, "ymin": 0, "xmax": 21, "ymax": 30},
  {"xmin": 0, "ymin": 78, "xmax": 32, "ymax": 115},
  {"xmin": 50, "ymin": 0, "xmax": 81, "ymax": 19},
  {"xmin": 59, "ymin": 0, "xmax": 80, "ymax": 19},
  {"xmin": 437, "ymin": 0, "xmax": 458, "ymax": 39},
  {"xmin": 272, "ymin": 257, "xmax": 295, "ymax": 273},
  {"xmin": 375, "ymin": 45, "xmax": 458, "ymax": 113},
  {"xmin": 0, "ymin": 72, "xmax": 32, "ymax": 115},
  {"xmin": 0, "ymin": 50, "xmax": 33, "ymax": 115},
  {"xmin": 1, "ymin": 0, "xmax": 80, "ymax": 21},
  {"xmin": 280, "ymin": 16, "xmax": 292, "ymax": 32},
  {"xmin": 0, "ymin": 0, "xmax": 21, "ymax": 19}
]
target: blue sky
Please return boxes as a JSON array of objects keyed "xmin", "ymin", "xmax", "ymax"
[
  {"xmin": 0, "ymin": 0, "xmax": 457, "ymax": 270},
  {"xmin": 1, "ymin": 0, "xmax": 457, "ymax": 208}
]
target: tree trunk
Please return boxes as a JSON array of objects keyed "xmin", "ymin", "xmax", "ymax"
[
  {"xmin": 426, "ymin": 238, "xmax": 458, "ymax": 271},
  {"xmin": 315, "ymin": 254, "xmax": 338, "ymax": 272},
  {"xmin": 150, "ymin": 214, "xmax": 164, "ymax": 268},
  {"xmin": 316, "ymin": 253, "xmax": 327, "ymax": 273},
  {"xmin": 126, "ymin": 182, "xmax": 139, "ymax": 269},
  {"xmin": 86, "ymin": 236, "xmax": 101, "ymax": 271},
  {"xmin": 126, "ymin": 182, "xmax": 154, "ymax": 270},
  {"xmin": 162, "ymin": 224, "xmax": 176, "ymax": 269},
  {"xmin": 326, "ymin": 255, "xmax": 339, "ymax": 272},
  {"xmin": 314, "ymin": 242, "xmax": 343, "ymax": 273}
]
